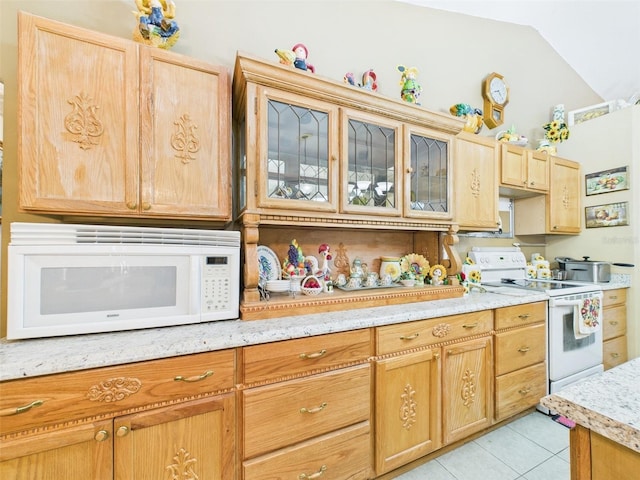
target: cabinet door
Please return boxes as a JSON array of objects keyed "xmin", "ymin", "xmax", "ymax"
[
  {"xmin": 453, "ymin": 134, "xmax": 499, "ymax": 230},
  {"xmin": 500, "ymin": 143, "xmax": 527, "ymax": 188},
  {"xmin": 18, "ymin": 12, "xmax": 139, "ymax": 215},
  {"xmin": 403, "ymin": 126, "xmax": 453, "ymax": 220},
  {"xmin": 114, "ymin": 395, "xmax": 234, "ymax": 480},
  {"xmin": 0, "ymin": 420, "xmax": 113, "ymax": 479},
  {"xmin": 374, "ymin": 348, "xmax": 441, "ymax": 475},
  {"xmin": 442, "ymin": 336, "xmax": 493, "ymax": 444},
  {"xmin": 251, "ymin": 88, "xmax": 338, "ymax": 213},
  {"xmin": 526, "ymin": 149, "xmax": 550, "ymax": 192},
  {"xmin": 140, "ymin": 48, "xmax": 231, "ymax": 219},
  {"xmin": 341, "ymin": 109, "xmax": 402, "ymax": 216},
  {"xmin": 548, "ymin": 156, "xmax": 581, "ymax": 233}
]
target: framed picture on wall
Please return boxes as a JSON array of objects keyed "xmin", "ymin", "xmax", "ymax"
[
  {"xmin": 585, "ymin": 202, "xmax": 629, "ymax": 228},
  {"xmin": 585, "ymin": 166, "xmax": 629, "ymax": 196},
  {"xmin": 567, "ymin": 101, "xmax": 616, "ymax": 126}
]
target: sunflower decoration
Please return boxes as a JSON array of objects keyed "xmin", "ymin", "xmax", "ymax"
[
  {"xmin": 400, "ymin": 253, "xmax": 430, "ymax": 277},
  {"xmin": 467, "ymin": 269, "xmax": 482, "ymax": 284},
  {"xmin": 464, "ymin": 256, "xmax": 475, "ymax": 265},
  {"xmin": 542, "ymin": 119, "xmax": 570, "ymax": 144},
  {"xmin": 429, "ymin": 264, "xmax": 447, "ymax": 285}
]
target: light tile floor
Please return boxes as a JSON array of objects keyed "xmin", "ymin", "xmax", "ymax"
[{"xmin": 395, "ymin": 411, "xmax": 570, "ymax": 480}]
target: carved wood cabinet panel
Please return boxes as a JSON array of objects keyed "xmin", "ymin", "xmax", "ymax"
[{"xmin": 18, "ymin": 12, "xmax": 231, "ymax": 221}]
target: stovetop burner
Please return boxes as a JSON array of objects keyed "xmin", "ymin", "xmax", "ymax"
[{"xmin": 482, "ymin": 277, "xmax": 602, "ymax": 296}]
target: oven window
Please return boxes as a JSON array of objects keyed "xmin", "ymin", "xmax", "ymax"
[{"xmin": 562, "ymin": 312, "xmax": 595, "ymax": 351}]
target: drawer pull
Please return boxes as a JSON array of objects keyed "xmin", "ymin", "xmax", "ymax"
[
  {"xmin": 518, "ymin": 346, "xmax": 531, "ymax": 353},
  {"xmin": 95, "ymin": 430, "xmax": 110, "ymax": 442},
  {"xmin": 0, "ymin": 400, "xmax": 44, "ymax": 417},
  {"xmin": 116, "ymin": 426, "xmax": 130, "ymax": 437},
  {"xmin": 174, "ymin": 370, "xmax": 214, "ymax": 383},
  {"xmin": 518, "ymin": 387, "xmax": 531, "ymax": 395},
  {"xmin": 400, "ymin": 333, "xmax": 420, "ymax": 340},
  {"xmin": 518, "ymin": 313, "xmax": 531, "ymax": 319},
  {"xmin": 611, "ymin": 353, "xmax": 620, "ymax": 358},
  {"xmin": 300, "ymin": 402, "xmax": 328, "ymax": 414},
  {"xmin": 299, "ymin": 464, "xmax": 327, "ymax": 479},
  {"xmin": 609, "ymin": 321, "xmax": 619, "ymax": 326},
  {"xmin": 609, "ymin": 296, "xmax": 618, "ymax": 300},
  {"xmin": 462, "ymin": 323, "xmax": 478, "ymax": 329},
  {"xmin": 299, "ymin": 349, "xmax": 327, "ymax": 360}
]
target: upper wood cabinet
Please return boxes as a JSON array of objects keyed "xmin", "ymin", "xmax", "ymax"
[
  {"xmin": 500, "ymin": 143, "xmax": 550, "ymax": 193},
  {"xmin": 18, "ymin": 12, "xmax": 231, "ymax": 221},
  {"xmin": 514, "ymin": 155, "xmax": 581, "ymax": 235},
  {"xmin": 233, "ymin": 52, "xmax": 462, "ymax": 228},
  {"xmin": 452, "ymin": 133, "xmax": 500, "ymax": 231}
]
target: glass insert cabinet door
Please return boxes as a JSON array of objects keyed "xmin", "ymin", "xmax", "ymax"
[
  {"xmin": 404, "ymin": 127, "xmax": 452, "ymax": 219},
  {"xmin": 259, "ymin": 92, "xmax": 337, "ymax": 212},
  {"xmin": 342, "ymin": 110, "xmax": 401, "ymax": 216}
]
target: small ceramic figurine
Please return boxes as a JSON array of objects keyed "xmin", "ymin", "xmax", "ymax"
[
  {"xmin": 361, "ymin": 69, "xmax": 377, "ymax": 91},
  {"xmin": 397, "ymin": 65, "xmax": 422, "ymax": 104},
  {"xmin": 292, "ymin": 43, "xmax": 315, "ymax": 73},
  {"xmin": 318, "ymin": 244, "xmax": 332, "ymax": 280},
  {"xmin": 133, "ymin": 0, "xmax": 180, "ymax": 49},
  {"xmin": 449, "ymin": 103, "xmax": 484, "ymax": 134}
]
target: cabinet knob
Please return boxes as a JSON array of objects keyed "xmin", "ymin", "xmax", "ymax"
[
  {"xmin": 518, "ymin": 387, "xmax": 532, "ymax": 395},
  {"xmin": 94, "ymin": 430, "xmax": 110, "ymax": 442},
  {"xmin": 530, "ymin": 181, "xmax": 535, "ymax": 186},
  {"xmin": 611, "ymin": 353, "xmax": 620, "ymax": 358},
  {"xmin": 400, "ymin": 333, "xmax": 420, "ymax": 340},
  {"xmin": 462, "ymin": 322, "xmax": 478, "ymax": 329},
  {"xmin": 406, "ymin": 167, "xmax": 414, "ymax": 174},
  {"xmin": 142, "ymin": 202, "xmax": 151, "ymax": 211},
  {"xmin": 518, "ymin": 313, "xmax": 531, "ymax": 320},
  {"xmin": 517, "ymin": 346, "xmax": 531, "ymax": 353},
  {"xmin": 116, "ymin": 426, "xmax": 130, "ymax": 437},
  {"xmin": 126, "ymin": 202, "xmax": 137, "ymax": 210},
  {"xmin": 300, "ymin": 402, "xmax": 328, "ymax": 414},
  {"xmin": 609, "ymin": 321, "xmax": 618, "ymax": 326}
]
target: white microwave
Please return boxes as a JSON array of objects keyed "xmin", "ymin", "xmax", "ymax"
[{"xmin": 7, "ymin": 223, "xmax": 241, "ymax": 339}]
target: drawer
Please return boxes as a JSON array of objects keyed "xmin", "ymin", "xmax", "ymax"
[
  {"xmin": 602, "ymin": 288, "xmax": 626, "ymax": 308},
  {"xmin": 242, "ymin": 329, "xmax": 372, "ymax": 384},
  {"xmin": 495, "ymin": 324, "xmax": 546, "ymax": 376},
  {"xmin": 0, "ymin": 349, "xmax": 235, "ymax": 436},
  {"xmin": 603, "ymin": 336, "xmax": 628, "ymax": 371},
  {"xmin": 495, "ymin": 362, "xmax": 547, "ymax": 421},
  {"xmin": 243, "ymin": 364, "xmax": 370, "ymax": 458},
  {"xmin": 603, "ymin": 304, "xmax": 627, "ymax": 341},
  {"xmin": 243, "ymin": 422, "xmax": 371, "ymax": 480},
  {"xmin": 377, "ymin": 310, "xmax": 493, "ymax": 355},
  {"xmin": 495, "ymin": 301, "xmax": 546, "ymax": 330}
]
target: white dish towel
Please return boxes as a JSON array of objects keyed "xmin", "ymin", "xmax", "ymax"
[{"xmin": 574, "ymin": 295, "xmax": 601, "ymax": 339}]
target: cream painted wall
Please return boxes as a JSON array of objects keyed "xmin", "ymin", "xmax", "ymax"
[
  {"xmin": 0, "ymin": 0, "xmax": 607, "ymax": 335},
  {"xmin": 549, "ymin": 105, "xmax": 639, "ymax": 359}
]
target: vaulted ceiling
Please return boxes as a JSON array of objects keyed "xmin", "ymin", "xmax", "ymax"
[{"xmin": 401, "ymin": 1, "xmax": 640, "ymax": 104}]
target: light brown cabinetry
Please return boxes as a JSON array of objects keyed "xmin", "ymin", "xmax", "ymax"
[
  {"xmin": 494, "ymin": 302, "xmax": 547, "ymax": 421},
  {"xmin": 240, "ymin": 330, "xmax": 373, "ymax": 480},
  {"xmin": 500, "ymin": 143, "xmax": 549, "ymax": 193},
  {"xmin": 373, "ymin": 310, "xmax": 493, "ymax": 474},
  {"xmin": 233, "ymin": 52, "xmax": 465, "ymax": 317},
  {"xmin": 0, "ymin": 350, "xmax": 236, "ymax": 480},
  {"xmin": 18, "ymin": 12, "xmax": 231, "ymax": 221},
  {"xmin": 514, "ymin": 156, "xmax": 581, "ymax": 234},
  {"xmin": 453, "ymin": 133, "xmax": 500, "ymax": 231},
  {"xmin": 602, "ymin": 288, "xmax": 628, "ymax": 370}
]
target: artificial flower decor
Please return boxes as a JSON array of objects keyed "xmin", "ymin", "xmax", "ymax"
[{"xmin": 542, "ymin": 119, "xmax": 570, "ymax": 143}]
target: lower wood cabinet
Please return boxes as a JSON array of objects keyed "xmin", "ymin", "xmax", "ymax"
[
  {"xmin": 0, "ymin": 395, "xmax": 235, "ymax": 480},
  {"xmin": 493, "ymin": 302, "xmax": 547, "ymax": 422},
  {"xmin": 602, "ymin": 288, "xmax": 628, "ymax": 370},
  {"xmin": 374, "ymin": 348, "xmax": 441, "ymax": 475},
  {"xmin": 442, "ymin": 336, "xmax": 493, "ymax": 444}
]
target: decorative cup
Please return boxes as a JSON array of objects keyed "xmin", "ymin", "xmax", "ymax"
[
  {"xmin": 365, "ymin": 272, "xmax": 379, "ymax": 287},
  {"xmin": 380, "ymin": 273, "xmax": 393, "ymax": 286},
  {"xmin": 335, "ymin": 274, "xmax": 347, "ymax": 287},
  {"xmin": 346, "ymin": 277, "xmax": 362, "ymax": 289}
]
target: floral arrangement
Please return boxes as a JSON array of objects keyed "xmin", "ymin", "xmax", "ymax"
[{"xmin": 542, "ymin": 119, "xmax": 570, "ymax": 144}]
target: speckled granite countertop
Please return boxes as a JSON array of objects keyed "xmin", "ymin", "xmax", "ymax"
[
  {"xmin": 540, "ymin": 357, "xmax": 640, "ymax": 453},
  {"xmin": 0, "ymin": 291, "xmax": 548, "ymax": 382}
]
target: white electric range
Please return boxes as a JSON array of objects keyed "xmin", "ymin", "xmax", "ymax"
[{"xmin": 468, "ymin": 247, "xmax": 604, "ymax": 411}]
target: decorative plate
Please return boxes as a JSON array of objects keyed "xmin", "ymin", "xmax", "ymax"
[
  {"xmin": 400, "ymin": 253, "xmax": 430, "ymax": 276},
  {"xmin": 258, "ymin": 245, "xmax": 281, "ymax": 281}
]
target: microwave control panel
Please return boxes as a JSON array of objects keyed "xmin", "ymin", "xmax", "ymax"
[{"xmin": 202, "ymin": 256, "xmax": 233, "ymax": 312}]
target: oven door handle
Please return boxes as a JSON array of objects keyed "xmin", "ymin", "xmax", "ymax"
[{"xmin": 548, "ymin": 298, "xmax": 582, "ymax": 308}]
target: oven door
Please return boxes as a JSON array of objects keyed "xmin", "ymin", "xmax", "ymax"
[{"xmin": 547, "ymin": 292, "xmax": 603, "ymax": 382}]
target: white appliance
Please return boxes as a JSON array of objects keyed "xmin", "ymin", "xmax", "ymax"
[
  {"xmin": 468, "ymin": 247, "xmax": 604, "ymax": 411},
  {"xmin": 8, "ymin": 223, "xmax": 241, "ymax": 339}
]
